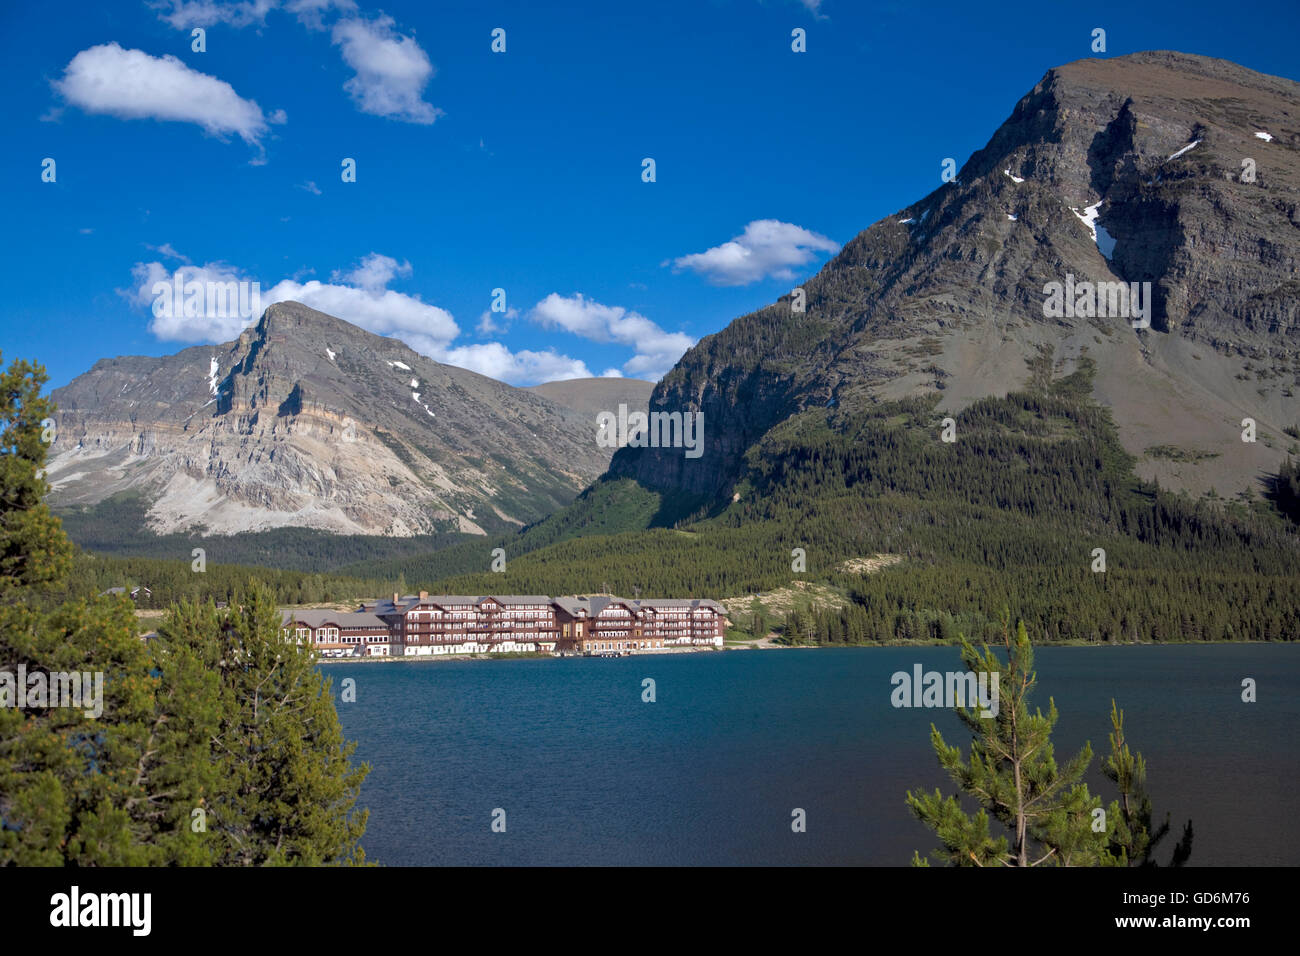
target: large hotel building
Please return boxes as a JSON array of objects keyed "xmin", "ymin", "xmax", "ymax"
[{"xmin": 281, "ymin": 592, "xmax": 729, "ymax": 659}]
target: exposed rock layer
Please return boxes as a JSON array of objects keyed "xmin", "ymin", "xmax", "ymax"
[{"xmin": 48, "ymin": 302, "xmax": 615, "ymax": 535}]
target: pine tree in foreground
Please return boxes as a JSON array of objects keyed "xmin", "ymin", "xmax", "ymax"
[
  {"xmin": 155, "ymin": 585, "xmax": 370, "ymax": 865},
  {"xmin": 1102, "ymin": 701, "xmax": 1193, "ymax": 867},
  {"xmin": 0, "ymin": 353, "xmax": 72, "ymax": 599},
  {"xmin": 905, "ymin": 618, "xmax": 1101, "ymax": 866},
  {"xmin": 0, "ymin": 356, "xmax": 206, "ymax": 863},
  {"xmin": 906, "ymin": 619, "xmax": 1192, "ymax": 866}
]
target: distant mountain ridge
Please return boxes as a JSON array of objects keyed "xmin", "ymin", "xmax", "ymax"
[
  {"xmin": 47, "ymin": 302, "xmax": 618, "ymax": 537},
  {"xmin": 526, "ymin": 377, "xmax": 654, "ymax": 421}
]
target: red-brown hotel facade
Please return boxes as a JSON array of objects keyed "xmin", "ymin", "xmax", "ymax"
[{"xmin": 280, "ymin": 592, "xmax": 729, "ymax": 659}]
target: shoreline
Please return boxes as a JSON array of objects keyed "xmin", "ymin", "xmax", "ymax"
[
  {"xmin": 314, "ymin": 637, "xmax": 1296, "ymax": 664},
  {"xmin": 316, "ymin": 644, "xmax": 725, "ymax": 664}
]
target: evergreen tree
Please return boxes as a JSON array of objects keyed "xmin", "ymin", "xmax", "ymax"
[
  {"xmin": 0, "ymin": 596, "xmax": 161, "ymax": 864},
  {"xmin": 1, "ymin": 354, "xmax": 202, "ymax": 864},
  {"xmin": 782, "ymin": 611, "xmax": 801, "ymax": 646},
  {"xmin": 1271, "ymin": 456, "xmax": 1300, "ymax": 524},
  {"xmin": 0, "ymin": 354, "xmax": 72, "ymax": 599},
  {"xmin": 1101, "ymin": 701, "xmax": 1193, "ymax": 867},
  {"xmin": 796, "ymin": 606, "xmax": 817, "ymax": 645},
  {"xmin": 906, "ymin": 619, "xmax": 1101, "ymax": 866},
  {"xmin": 747, "ymin": 597, "xmax": 767, "ymax": 639},
  {"xmin": 156, "ymin": 584, "xmax": 370, "ymax": 865}
]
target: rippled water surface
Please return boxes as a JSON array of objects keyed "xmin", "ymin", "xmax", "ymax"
[{"xmin": 330, "ymin": 646, "xmax": 1300, "ymax": 865}]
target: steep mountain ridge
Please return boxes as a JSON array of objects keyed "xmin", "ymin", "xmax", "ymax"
[
  {"xmin": 47, "ymin": 302, "xmax": 613, "ymax": 536},
  {"xmin": 612, "ymin": 51, "xmax": 1300, "ymax": 501}
]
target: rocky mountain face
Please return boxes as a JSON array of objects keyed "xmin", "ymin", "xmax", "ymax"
[
  {"xmin": 47, "ymin": 302, "xmax": 614, "ymax": 536},
  {"xmin": 611, "ymin": 51, "xmax": 1300, "ymax": 500}
]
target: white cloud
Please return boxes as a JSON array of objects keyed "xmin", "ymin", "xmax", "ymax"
[
  {"xmin": 151, "ymin": 4, "xmax": 434, "ymax": 125},
  {"xmin": 440, "ymin": 343, "xmax": 592, "ymax": 385},
  {"xmin": 124, "ymin": 259, "xmax": 261, "ymax": 343},
  {"xmin": 148, "ymin": 242, "xmax": 190, "ymax": 262},
  {"xmin": 150, "ymin": 0, "xmax": 278, "ymax": 28},
  {"xmin": 622, "ymin": 351, "xmax": 675, "ymax": 379},
  {"xmin": 262, "ymin": 280, "xmax": 456, "ymax": 355},
  {"xmin": 265, "ymin": 278, "xmax": 590, "ymax": 384},
  {"xmin": 600, "ymin": 368, "xmax": 624, "ymax": 378},
  {"xmin": 286, "ymin": 0, "xmax": 357, "ymax": 30},
  {"xmin": 124, "ymin": 252, "xmax": 603, "ymax": 386},
  {"xmin": 124, "ymin": 251, "xmax": 457, "ymax": 353},
  {"xmin": 151, "ymin": 0, "xmax": 354, "ymax": 30},
  {"xmin": 297, "ymin": 180, "xmax": 322, "ymax": 195},
  {"xmin": 332, "ymin": 252, "xmax": 410, "ymax": 292},
  {"xmin": 671, "ymin": 218, "xmax": 839, "ymax": 286},
  {"xmin": 477, "ymin": 306, "xmax": 518, "ymax": 336},
  {"xmin": 53, "ymin": 43, "xmax": 279, "ymax": 148},
  {"xmin": 332, "ymin": 16, "xmax": 441, "ymax": 124},
  {"xmin": 530, "ymin": 293, "xmax": 693, "ymax": 381}
]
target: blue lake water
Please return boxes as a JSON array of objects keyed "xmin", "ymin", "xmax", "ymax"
[{"xmin": 328, "ymin": 646, "xmax": 1300, "ymax": 866}]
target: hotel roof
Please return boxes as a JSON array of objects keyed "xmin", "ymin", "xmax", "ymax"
[
  {"xmin": 635, "ymin": 598, "xmax": 727, "ymax": 611},
  {"xmin": 357, "ymin": 594, "xmax": 727, "ymax": 616},
  {"xmin": 282, "ymin": 609, "xmax": 387, "ymax": 628},
  {"xmin": 364, "ymin": 594, "xmax": 555, "ymax": 614}
]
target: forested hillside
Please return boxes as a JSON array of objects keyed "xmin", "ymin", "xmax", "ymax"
[
  {"xmin": 31, "ymin": 551, "xmax": 393, "ymax": 613},
  {"xmin": 403, "ymin": 363, "xmax": 1300, "ymax": 644}
]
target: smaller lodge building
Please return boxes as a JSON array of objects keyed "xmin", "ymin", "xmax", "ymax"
[{"xmin": 280, "ymin": 592, "xmax": 728, "ymax": 659}]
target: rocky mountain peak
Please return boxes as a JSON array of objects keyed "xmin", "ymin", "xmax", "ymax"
[
  {"xmin": 46, "ymin": 303, "xmax": 617, "ymax": 537},
  {"xmin": 611, "ymin": 51, "xmax": 1300, "ymax": 501}
]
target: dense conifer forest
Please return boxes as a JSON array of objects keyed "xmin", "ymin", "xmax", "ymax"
[{"xmin": 32, "ymin": 552, "xmax": 394, "ymax": 612}]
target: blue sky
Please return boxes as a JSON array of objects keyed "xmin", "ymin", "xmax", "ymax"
[{"xmin": 3, "ymin": 0, "xmax": 1298, "ymax": 391}]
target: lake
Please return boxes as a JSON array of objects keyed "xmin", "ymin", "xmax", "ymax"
[{"xmin": 329, "ymin": 645, "xmax": 1300, "ymax": 866}]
